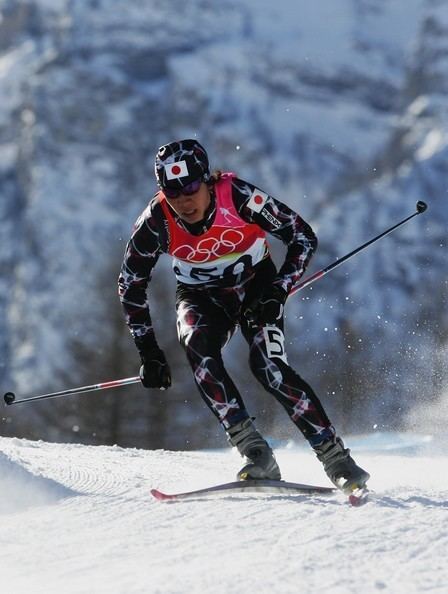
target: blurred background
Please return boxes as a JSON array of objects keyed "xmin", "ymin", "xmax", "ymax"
[{"xmin": 0, "ymin": 0, "xmax": 446, "ymax": 450}]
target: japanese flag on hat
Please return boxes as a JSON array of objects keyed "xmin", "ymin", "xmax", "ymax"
[
  {"xmin": 165, "ymin": 160, "xmax": 189, "ymax": 180},
  {"xmin": 155, "ymin": 139, "xmax": 210, "ymax": 188}
]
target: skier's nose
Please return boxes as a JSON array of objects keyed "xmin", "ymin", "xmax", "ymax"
[{"xmin": 178, "ymin": 194, "xmax": 195, "ymax": 206}]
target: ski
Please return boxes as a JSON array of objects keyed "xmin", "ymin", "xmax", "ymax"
[{"xmin": 151, "ymin": 479, "xmax": 336, "ymax": 501}]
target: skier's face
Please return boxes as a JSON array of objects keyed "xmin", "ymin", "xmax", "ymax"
[{"xmin": 164, "ymin": 182, "xmax": 211, "ymax": 224}]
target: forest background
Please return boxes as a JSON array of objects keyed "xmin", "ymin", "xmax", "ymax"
[{"xmin": 0, "ymin": 0, "xmax": 446, "ymax": 450}]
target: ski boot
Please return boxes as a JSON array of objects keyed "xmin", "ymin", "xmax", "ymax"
[
  {"xmin": 314, "ymin": 437, "xmax": 370, "ymax": 494},
  {"xmin": 227, "ymin": 418, "xmax": 281, "ymax": 481}
]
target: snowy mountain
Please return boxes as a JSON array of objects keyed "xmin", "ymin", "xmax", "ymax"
[
  {"xmin": 1, "ymin": 434, "xmax": 447, "ymax": 594},
  {"xmin": 0, "ymin": 0, "xmax": 447, "ymax": 445}
]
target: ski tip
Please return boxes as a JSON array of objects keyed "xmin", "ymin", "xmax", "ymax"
[
  {"xmin": 348, "ymin": 487, "xmax": 369, "ymax": 507},
  {"xmin": 150, "ymin": 489, "xmax": 177, "ymax": 501}
]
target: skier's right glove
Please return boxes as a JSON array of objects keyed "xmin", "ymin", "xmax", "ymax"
[{"xmin": 138, "ymin": 344, "xmax": 172, "ymax": 390}]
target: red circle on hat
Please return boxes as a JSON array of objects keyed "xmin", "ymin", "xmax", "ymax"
[
  {"xmin": 254, "ymin": 195, "xmax": 264, "ymax": 204},
  {"xmin": 171, "ymin": 165, "xmax": 181, "ymax": 175}
]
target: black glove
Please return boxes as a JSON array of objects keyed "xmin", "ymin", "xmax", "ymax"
[
  {"xmin": 139, "ymin": 345, "xmax": 172, "ymax": 390},
  {"xmin": 244, "ymin": 284, "xmax": 288, "ymax": 326}
]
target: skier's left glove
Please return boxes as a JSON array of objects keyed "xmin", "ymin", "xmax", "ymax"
[
  {"xmin": 139, "ymin": 345, "xmax": 172, "ymax": 390},
  {"xmin": 244, "ymin": 284, "xmax": 288, "ymax": 326}
]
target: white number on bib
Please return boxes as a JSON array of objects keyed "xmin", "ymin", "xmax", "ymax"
[{"xmin": 263, "ymin": 326, "xmax": 288, "ymax": 364}]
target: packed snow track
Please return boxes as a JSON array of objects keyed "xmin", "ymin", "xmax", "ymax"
[{"xmin": 0, "ymin": 436, "xmax": 446, "ymax": 594}]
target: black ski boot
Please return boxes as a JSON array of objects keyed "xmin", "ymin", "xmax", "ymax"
[
  {"xmin": 227, "ymin": 418, "xmax": 281, "ymax": 481},
  {"xmin": 315, "ymin": 437, "xmax": 370, "ymax": 493}
]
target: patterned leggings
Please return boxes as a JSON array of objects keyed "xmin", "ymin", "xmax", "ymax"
[{"xmin": 175, "ymin": 261, "xmax": 335, "ymax": 447}]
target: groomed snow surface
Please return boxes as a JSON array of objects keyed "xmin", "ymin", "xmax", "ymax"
[{"xmin": 1, "ymin": 434, "xmax": 447, "ymax": 594}]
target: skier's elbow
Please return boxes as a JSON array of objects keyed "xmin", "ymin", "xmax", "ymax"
[{"xmin": 309, "ymin": 230, "xmax": 318, "ymax": 253}]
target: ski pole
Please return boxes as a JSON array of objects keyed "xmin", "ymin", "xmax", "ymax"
[
  {"xmin": 3, "ymin": 376, "xmax": 141, "ymax": 406},
  {"xmin": 3, "ymin": 202, "xmax": 427, "ymax": 406},
  {"xmin": 290, "ymin": 200, "xmax": 427, "ymax": 296}
]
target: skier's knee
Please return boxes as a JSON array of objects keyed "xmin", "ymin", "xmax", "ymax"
[
  {"xmin": 179, "ymin": 326, "xmax": 201, "ymax": 351},
  {"xmin": 178, "ymin": 327, "xmax": 217, "ymax": 363},
  {"xmin": 249, "ymin": 348, "xmax": 290, "ymax": 391},
  {"xmin": 249, "ymin": 352, "xmax": 275, "ymax": 388}
]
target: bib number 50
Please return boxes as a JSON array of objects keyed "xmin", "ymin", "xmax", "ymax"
[{"xmin": 176, "ymin": 254, "xmax": 253, "ymax": 283}]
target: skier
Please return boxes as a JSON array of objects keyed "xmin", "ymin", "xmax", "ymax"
[{"xmin": 118, "ymin": 139, "xmax": 370, "ymax": 494}]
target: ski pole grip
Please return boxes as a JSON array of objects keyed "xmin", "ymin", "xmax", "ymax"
[{"xmin": 416, "ymin": 201, "xmax": 427, "ymax": 213}]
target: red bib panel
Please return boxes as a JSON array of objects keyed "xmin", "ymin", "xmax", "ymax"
[{"xmin": 160, "ymin": 173, "xmax": 268, "ymax": 285}]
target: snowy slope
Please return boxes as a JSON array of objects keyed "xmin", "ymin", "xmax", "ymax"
[{"xmin": 1, "ymin": 436, "xmax": 447, "ymax": 594}]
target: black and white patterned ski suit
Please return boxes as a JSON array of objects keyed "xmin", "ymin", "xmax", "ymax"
[{"xmin": 118, "ymin": 175, "xmax": 335, "ymax": 446}]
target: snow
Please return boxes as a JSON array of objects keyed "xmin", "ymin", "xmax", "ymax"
[{"xmin": 1, "ymin": 435, "xmax": 447, "ymax": 594}]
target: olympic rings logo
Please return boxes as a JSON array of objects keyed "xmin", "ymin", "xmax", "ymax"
[{"xmin": 172, "ymin": 229, "xmax": 245, "ymax": 263}]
